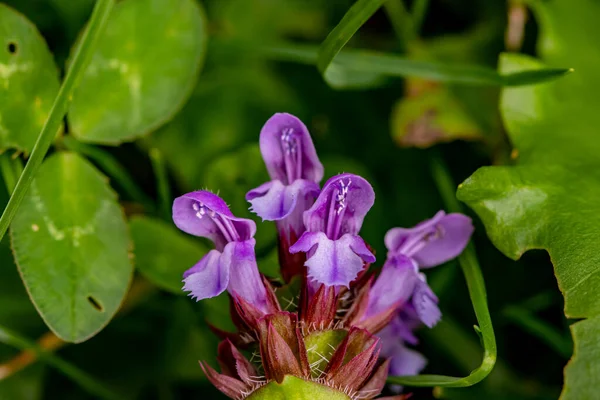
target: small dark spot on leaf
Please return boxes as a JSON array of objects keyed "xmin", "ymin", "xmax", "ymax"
[
  {"xmin": 7, "ymin": 42, "xmax": 17, "ymax": 55},
  {"xmin": 87, "ymin": 296, "xmax": 104, "ymax": 312}
]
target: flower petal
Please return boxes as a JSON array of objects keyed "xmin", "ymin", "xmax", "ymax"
[
  {"xmin": 303, "ymin": 173, "xmax": 375, "ymax": 237},
  {"xmin": 224, "ymin": 239, "xmax": 269, "ymax": 313},
  {"xmin": 384, "ymin": 211, "xmax": 473, "ymax": 268},
  {"xmin": 365, "ymin": 255, "xmax": 418, "ymax": 319},
  {"xmin": 412, "ymin": 277, "xmax": 441, "ymax": 328},
  {"xmin": 259, "ymin": 113, "xmax": 324, "ymax": 184},
  {"xmin": 349, "ymin": 235, "xmax": 376, "ymax": 263},
  {"xmin": 182, "ymin": 249, "xmax": 229, "ymax": 300},
  {"xmin": 388, "ymin": 345, "xmax": 427, "ymax": 377},
  {"xmin": 246, "ymin": 179, "xmax": 320, "ymax": 222},
  {"xmin": 291, "ymin": 232, "xmax": 373, "ymax": 287},
  {"xmin": 173, "ymin": 190, "xmax": 256, "ymax": 248}
]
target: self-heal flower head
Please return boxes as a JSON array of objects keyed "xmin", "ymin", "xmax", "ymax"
[
  {"xmin": 173, "ymin": 191, "xmax": 272, "ymax": 313},
  {"xmin": 246, "ymin": 113, "xmax": 323, "ymax": 281},
  {"xmin": 289, "ymin": 173, "xmax": 376, "ymax": 287},
  {"xmin": 202, "ymin": 311, "xmax": 393, "ymax": 400}
]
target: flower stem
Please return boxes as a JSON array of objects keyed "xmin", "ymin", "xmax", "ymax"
[
  {"xmin": 0, "ymin": 331, "xmax": 66, "ymax": 380},
  {"xmin": 0, "ymin": 0, "xmax": 115, "ymax": 242},
  {"xmin": 411, "ymin": 0, "xmax": 430, "ymax": 34},
  {"xmin": 383, "ymin": 0, "xmax": 415, "ymax": 50},
  {"xmin": 316, "ymin": 0, "xmax": 387, "ymax": 75},
  {"xmin": 387, "ymin": 151, "xmax": 497, "ymax": 387},
  {"xmin": 149, "ymin": 148, "xmax": 172, "ymax": 221}
]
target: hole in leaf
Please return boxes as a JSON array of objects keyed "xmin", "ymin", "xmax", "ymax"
[
  {"xmin": 7, "ymin": 42, "xmax": 17, "ymax": 54},
  {"xmin": 87, "ymin": 296, "xmax": 104, "ymax": 312}
]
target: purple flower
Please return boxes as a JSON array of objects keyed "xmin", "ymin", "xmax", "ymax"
[
  {"xmin": 363, "ymin": 211, "xmax": 473, "ymax": 328},
  {"xmin": 246, "ymin": 113, "xmax": 323, "ymax": 237},
  {"xmin": 289, "ymin": 173, "xmax": 375, "ymax": 287},
  {"xmin": 377, "ymin": 311, "xmax": 427, "ymax": 392},
  {"xmin": 173, "ymin": 191, "xmax": 269, "ymax": 313},
  {"xmin": 385, "ymin": 210, "xmax": 473, "ymax": 267},
  {"xmin": 364, "ymin": 255, "xmax": 419, "ymax": 319}
]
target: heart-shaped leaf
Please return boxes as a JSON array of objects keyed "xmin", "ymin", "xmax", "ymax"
[
  {"xmin": 456, "ymin": 1, "xmax": 600, "ymax": 397},
  {"xmin": 10, "ymin": 152, "xmax": 132, "ymax": 343},
  {"xmin": 68, "ymin": 0, "xmax": 208, "ymax": 144},
  {"xmin": 0, "ymin": 4, "xmax": 60, "ymax": 154}
]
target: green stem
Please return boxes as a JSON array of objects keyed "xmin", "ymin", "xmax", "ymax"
[
  {"xmin": 387, "ymin": 152, "xmax": 497, "ymax": 387},
  {"xmin": 149, "ymin": 148, "xmax": 171, "ymax": 221},
  {"xmin": 0, "ymin": 0, "xmax": 115, "ymax": 242},
  {"xmin": 0, "ymin": 324, "xmax": 122, "ymax": 400},
  {"xmin": 383, "ymin": 0, "xmax": 415, "ymax": 50},
  {"xmin": 62, "ymin": 136, "xmax": 154, "ymax": 212},
  {"xmin": 411, "ymin": 0, "xmax": 430, "ymax": 33},
  {"xmin": 503, "ymin": 306, "xmax": 572, "ymax": 359}
]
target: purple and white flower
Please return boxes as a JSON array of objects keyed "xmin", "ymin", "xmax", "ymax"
[
  {"xmin": 289, "ymin": 173, "xmax": 376, "ymax": 287},
  {"xmin": 246, "ymin": 113, "xmax": 323, "ymax": 241},
  {"xmin": 362, "ymin": 211, "xmax": 473, "ymax": 328},
  {"xmin": 173, "ymin": 190, "xmax": 270, "ymax": 313}
]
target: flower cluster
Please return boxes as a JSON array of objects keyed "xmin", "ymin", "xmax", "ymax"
[{"xmin": 172, "ymin": 113, "xmax": 474, "ymax": 399}]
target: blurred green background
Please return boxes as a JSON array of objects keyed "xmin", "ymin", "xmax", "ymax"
[{"xmin": 0, "ymin": 0, "xmax": 572, "ymax": 399}]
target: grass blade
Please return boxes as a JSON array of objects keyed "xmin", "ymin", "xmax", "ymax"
[{"xmin": 264, "ymin": 43, "xmax": 572, "ymax": 88}]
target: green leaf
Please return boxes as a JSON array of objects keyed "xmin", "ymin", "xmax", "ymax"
[
  {"xmin": 0, "ymin": 0, "xmax": 116, "ymax": 245},
  {"xmin": 68, "ymin": 0, "xmax": 208, "ymax": 144},
  {"xmin": 0, "ymin": 238, "xmax": 44, "ymax": 336},
  {"xmin": 456, "ymin": 1, "xmax": 600, "ymax": 397},
  {"xmin": 263, "ymin": 43, "xmax": 571, "ymax": 88},
  {"xmin": 0, "ymin": 3, "xmax": 60, "ymax": 154},
  {"xmin": 130, "ymin": 215, "xmax": 209, "ymax": 295},
  {"xmin": 10, "ymin": 152, "xmax": 132, "ymax": 343}
]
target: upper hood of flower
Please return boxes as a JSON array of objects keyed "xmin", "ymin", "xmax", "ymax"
[
  {"xmin": 173, "ymin": 190, "xmax": 256, "ymax": 251},
  {"xmin": 259, "ymin": 113, "xmax": 324, "ymax": 185}
]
